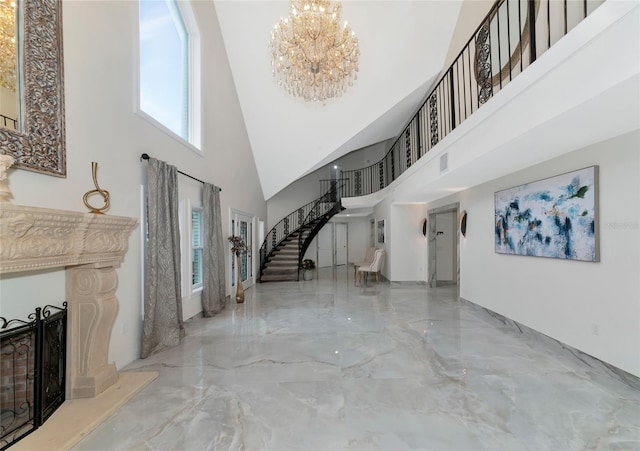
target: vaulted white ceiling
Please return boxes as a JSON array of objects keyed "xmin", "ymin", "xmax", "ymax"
[{"xmin": 213, "ymin": 1, "xmax": 464, "ymax": 200}]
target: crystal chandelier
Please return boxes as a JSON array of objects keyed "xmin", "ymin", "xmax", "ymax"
[{"xmin": 270, "ymin": 0, "xmax": 359, "ymax": 102}]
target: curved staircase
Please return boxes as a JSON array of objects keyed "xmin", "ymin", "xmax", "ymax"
[{"xmin": 260, "ymin": 183, "xmax": 345, "ymax": 282}]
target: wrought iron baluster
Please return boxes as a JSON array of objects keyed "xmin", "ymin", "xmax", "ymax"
[
  {"xmin": 506, "ymin": 0, "xmax": 512, "ymax": 82},
  {"xmin": 391, "ymin": 147, "xmax": 396, "ymax": 181},
  {"xmin": 476, "ymin": 22, "xmax": 493, "ymax": 105},
  {"xmin": 448, "ymin": 67, "xmax": 456, "ymax": 130},
  {"xmin": 529, "ymin": 0, "xmax": 538, "ymax": 63},
  {"xmin": 429, "ymin": 94, "xmax": 439, "ymax": 147},
  {"xmin": 405, "ymin": 128, "xmax": 412, "ymax": 168}
]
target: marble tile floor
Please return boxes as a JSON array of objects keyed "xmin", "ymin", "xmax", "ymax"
[{"xmin": 73, "ymin": 267, "xmax": 640, "ymax": 451}]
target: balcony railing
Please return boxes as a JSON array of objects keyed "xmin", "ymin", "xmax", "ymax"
[
  {"xmin": 1, "ymin": 114, "xmax": 17, "ymax": 130},
  {"xmin": 319, "ymin": 179, "xmax": 349, "ymax": 203},
  {"xmin": 340, "ymin": 0, "xmax": 604, "ymax": 198}
]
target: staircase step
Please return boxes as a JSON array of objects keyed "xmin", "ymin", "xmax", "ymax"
[
  {"xmin": 264, "ymin": 263, "xmax": 298, "ymax": 270},
  {"xmin": 278, "ymin": 240, "xmax": 299, "ymax": 245},
  {"xmin": 266, "ymin": 262, "xmax": 297, "ymax": 268},
  {"xmin": 269, "ymin": 256, "xmax": 297, "ymax": 261},
  {"xmin": 279, "ymin": 241, "xmax": 298, "ymax": 246},
  {"xmin": 261, "ymin": 199, "xmax": 343, "ymax": 284},
  {"xmin": 263, "ymin": 268, "xmax": 298, "ymax": 276},
  {"xmin": 260, "ymin": 273, "xmax": 299, "ymax": 282},
  {"xmin": 263, "ymin": 266, "xmax": 298, "ymax": 272}
]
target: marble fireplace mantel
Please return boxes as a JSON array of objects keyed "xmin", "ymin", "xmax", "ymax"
[
  {"xmin": 0, "ymin": 203, "xmax": 137, "ymax": 274},
  {"xmin": 0, "ymin": 203, "xmax": 137, "ymax": 398}
]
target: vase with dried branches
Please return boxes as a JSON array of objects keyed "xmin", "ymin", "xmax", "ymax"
[{"xmin": 228, "ymin": 235, "xmax": 247, "ymax": 303}]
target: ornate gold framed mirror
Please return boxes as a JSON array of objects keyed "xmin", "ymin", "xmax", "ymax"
[{"xmin": 0, "ymin": 0, "xmax": 66, "ymax": 177}]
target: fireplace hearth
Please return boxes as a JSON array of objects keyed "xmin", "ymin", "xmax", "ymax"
[{"xmin": 0, "ymin": 304, "xmax": 67, "ymax": 449}]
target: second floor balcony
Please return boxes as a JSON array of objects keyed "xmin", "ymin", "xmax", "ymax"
[{"xmin": 315, "ymin": 0, "xmax": 638, "ymax": 209}]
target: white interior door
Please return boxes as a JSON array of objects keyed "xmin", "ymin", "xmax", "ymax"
[
  {"xmin": 335, "ymin": 223, "xmax": 347, "ymax": 266},
  {"xmin": 317, "ymin": 224, "xmax": 333, "ymax": 268},
  {"xmin": 231, "ymin": 210, "xmax": 254, "ymax": 289},
  {"xmin": 435, "ymin": 211, "xmax": 455, "ymax": 282},
  {"xmin": 369, "ymin": 219, "xmax": 375, "ymax": 247}
]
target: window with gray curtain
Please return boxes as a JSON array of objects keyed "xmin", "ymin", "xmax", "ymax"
[
  {"xmin": 141, "ymin": 157, "xmax": 185, "ymax": 358},
  {"xmin": 201, "ymin": 183, "xmax": 226, "ymax": 316}
]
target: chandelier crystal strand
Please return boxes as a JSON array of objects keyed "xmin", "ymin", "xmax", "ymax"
[
  {"xmin": 0, "ymin": 0, "xmax": 17, "ymax": 91},
  {"xmin": 270, "ymin": 0, "xmax": 359, "ymax": 102}
]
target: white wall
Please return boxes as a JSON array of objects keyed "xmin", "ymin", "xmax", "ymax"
[
  {"xmin": 427, "ymin": 131, "xmax": 640, "ymax": 377},
  {"xmin": 370, "ymin": 201, "xmax": 430, "ymax": 282},
  {"xmin": 336, "ymin": 139, "xmax": 392, "ymax": 172},
  {"xmin": 369, "ymin": 196, "xmax": 392, "ymax": 279},
  {"xmin": 441, "ymin": 0, "xmax": 493, "ymax": 71},
  {"xmin": 389, "ymin": 204, "xmax": 428, "ymax": 282},
  {"xmin": 0, "ymin": 0, "xmax": 266, "ymax": 369},
  {"xmin": 316, "ymin": 223, "xmax": 333, "ymax": 268},
  {"xmin": 0, "ymin": 86, "xmax": 18, "ymax": 126}
]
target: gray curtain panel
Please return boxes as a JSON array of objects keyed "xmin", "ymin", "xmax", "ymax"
[
  {"xmin": 202, "ymin": 183, "xmax": 227, "ymax": 316},
  {"xmin": 141, "ymin": 157, "xmax": 185, "ymax": 358}
]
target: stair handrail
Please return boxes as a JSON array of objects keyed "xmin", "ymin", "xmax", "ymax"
[
  {"xmin": 300, "ymin": 178, "xmax": 348, "ymax": 228},
  {"xmin": 334, "ymin": 0, "xmax": 601, "ymax": 198},
  {"xmin": 259, "ymin": 180, "xmax": 347, "ymax": 277},
  {"xmin": 1, "ymin": 113, "xmax": 17, "ymax": 130},
  {"xmin": 297, "ymin": 178, "xmax": 348, "ymax": 267}
]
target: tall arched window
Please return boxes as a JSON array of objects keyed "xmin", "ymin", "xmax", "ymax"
[{"xmin": 138, "ymin": 0, "xmax": 201, "ymax": 150}]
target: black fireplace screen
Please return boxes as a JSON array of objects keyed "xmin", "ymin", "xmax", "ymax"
[{"xmin": 0, "ymin": 303, "xmax": 67, "ymax": 450}]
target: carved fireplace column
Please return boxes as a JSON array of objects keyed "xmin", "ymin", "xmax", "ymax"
[
  {"xmin": 67, "ymin": 260, "xmax": 122, "ymax": 398},
  {"xmin": 0, "ymin": 204, "xmax": 137, "ymax": 399}
]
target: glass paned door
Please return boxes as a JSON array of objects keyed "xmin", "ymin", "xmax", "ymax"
[
  {"xmin": 231, "ymin": 218, "xmax": 236, "ymax": 286},
  {"xmin": 239, "ymin": 220, "xmax": 248, "ymax": 282},
  {"xmin": 231, "ymin": 211, "xmax": 253, "ymax": 289}
]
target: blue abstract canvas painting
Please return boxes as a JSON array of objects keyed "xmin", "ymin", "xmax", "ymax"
[{"xmin": 495, "ymin": 166, "xmax": 598, "ymax": 262}]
